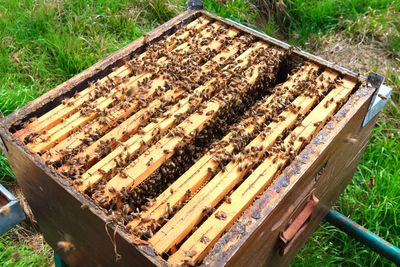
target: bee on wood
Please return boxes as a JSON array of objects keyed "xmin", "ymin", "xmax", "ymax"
[
  {"xmin": 200, "ymin": 235, "xmax": 210, "ymax": 245},
  {"xmin": 165, "ymin": 202, "xmax": 173, "ymax": 215},
  {"xmin": 98, "ymin": 197, "xmax": 109, "ymax": 207},
  {"xmin": 202, "ymin": 206, "xmax": 213, "ymax": 216},
  {"xmin": 141, "ymin": 227, "xmax": 153, "ymax": 239},
  {"xmin": 140, "ymin": 216, "xmax": 152, "ymax": 223},
  {"xmin": 74, "ymin": 179, "xmax": 83, "ymax": 186},
  {"xmin": 215, "ymin": 211, "xmax": 227, "ymax": 220},
  {"xmin": 151, "ymin": 221, "xmax": 161, "ymax": 232},
  {"xmin": 145, "ymin": 198, "xmax": 154, "ymax": 207},
  {"xmin": 146, "ymin": 157, "xmax": 153, "ymax": 166},
  {"xmin": 224, "ymin": 195, "xmax": 232, "ymax": 204},
  {"xmin": 184, "ymin": 250, "xmax": 197, "ymax": 258},
  {"xmin": 131, "ymin": 212, "xmax": 141, "ymax": 219}
]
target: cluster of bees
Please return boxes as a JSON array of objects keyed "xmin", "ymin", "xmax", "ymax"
[{"xmin": 47, "ymin": 24, "xmax": 235, "ymax": 173}]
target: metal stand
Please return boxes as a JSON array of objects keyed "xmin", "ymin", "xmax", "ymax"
[
  {"xmin": 0, "ymin": 184, "xmax": 25, "ymax": 235},
  {"xmin": 325, "ymin": 209, "xmax": 400, "ymax": 265}
]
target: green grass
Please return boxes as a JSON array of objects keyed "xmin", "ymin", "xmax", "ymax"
[
  {"xmin": 284, "ymin": 0, "xmax": 400, "ymax": 44},
  {"xmin": 0, "ymin": 0, "xmax": 398, "ymax": 266},
  {"xmin": 293, "ymin": 119, "xmax": 400, "ymax": 266},
  {"xmin": 344, "ymin": 6, "xmax": 400, "ymax": 56},
  {"xmin": 0, "ymin": 226, "xmax": 51, "ymax": 267}
]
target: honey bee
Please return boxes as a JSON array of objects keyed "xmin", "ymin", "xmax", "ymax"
[{"xmin": 57, "ymin": 241, "xmax": 75, "ymax": 252}]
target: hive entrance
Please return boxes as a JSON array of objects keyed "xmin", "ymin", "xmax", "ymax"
[{"xmin": 14, "ymin": 15, "xmax": 358, "ymax": 266}]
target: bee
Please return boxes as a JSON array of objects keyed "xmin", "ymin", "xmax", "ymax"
[
  {"xmin": 145, "ymin": 198, "xmax": 154, "ymax": 207},
  {"xmin": 224, "ymin": 195, "xmax": 232, "ymax": 204},
  {"xmin": 146, "ymin": 157, "xmax": 154, "ymax": 166},
  {"xmin": 57, "ymin": 241, "xmax": 75, "ymax": 252},
  {"xmin": 184, "ymin": 250, "xmax": 197, "ymax": 258},
  {"xmin": 0, "ymin": 206, "xmax": 11, "ymax": 216},
  {"xmin": 378, "ymin": 93, "xmax": 387, "ymax": 100},
  {"xmin": 215, "ymin": 211, "xmax": 227, "ymax": 220},
  {"xmin": 165, "ymin": 202, "xmax": 173, "ymax": 215},
  {"xmin": 202, "ymin": 206, "xmax": 213, "ymax": 216},
  {"xmin": 200, "ymin": 235, "xmax": 210, "ymax": 244},
  {"xmin": 140, "ymin": 216, "xmax": 152, "ymax": 223}
]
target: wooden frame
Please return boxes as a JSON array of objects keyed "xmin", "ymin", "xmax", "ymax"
[{"xmin": 0, "ymin": 8, "xmax": 381, "ymax": 267}]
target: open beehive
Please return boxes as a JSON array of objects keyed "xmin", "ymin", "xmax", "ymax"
[{"xmin": 0, "ymin": 8, "xmax": 385, "ymax": 267}]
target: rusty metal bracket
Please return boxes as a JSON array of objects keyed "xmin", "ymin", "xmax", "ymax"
[
  {"xmin": 279, "ymin": 194, "xmax": 319, "ymax": 255},
  {"xmin": 362, "ymin": 73, "xmax": 392, "ymax": 127}
]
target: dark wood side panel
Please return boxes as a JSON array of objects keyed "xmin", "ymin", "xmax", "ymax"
[
  {"xmin": 204, "ymin": 83, "xmax": 377, "ymax": 266},
  {"xmin": 2, "ymin": 137, "xmax": 163, "ymax": 267}
]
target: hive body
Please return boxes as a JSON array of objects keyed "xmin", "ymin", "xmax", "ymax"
[{"xmin": 0, "ymin": 10, "xmax": 380, "ymax": 267}]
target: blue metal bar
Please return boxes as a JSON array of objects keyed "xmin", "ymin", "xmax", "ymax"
[
  {"xmin": 325, "ymin": 209, "xmax": 400, "ymax": 265},
  {"xmin": 0, "ymin": 184, "xmax": 25, "ymax": 235}
]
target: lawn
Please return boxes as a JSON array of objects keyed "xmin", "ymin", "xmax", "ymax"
[{"xmin": 0, "ymin": 0, "xmax": 398, "ymax": 266}]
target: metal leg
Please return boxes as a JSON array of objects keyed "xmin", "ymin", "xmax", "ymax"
[
  {"xmin": 325, "ymin": 209, "xmax": 400, "ymax": 265},
  {"xmin": 54, "ymin": 251, "xmax": 69, "ymax": 267}
]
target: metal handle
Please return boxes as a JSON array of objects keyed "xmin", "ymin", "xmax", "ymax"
[
  {"xmin": 362, "ymin": 72, "xmax": 392, "ymax": 127},
  {"xmin": 279, "ymin": 194, "xmax": 319, "ymax": 255},
  {"xmin": 187, "ymin": 0, "xmax": 203, "ymax": 10}
]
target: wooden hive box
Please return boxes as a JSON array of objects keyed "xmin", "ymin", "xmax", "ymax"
[{"xmin": 0, "ymin": 7, "xmax": 390, "ymax": 267}]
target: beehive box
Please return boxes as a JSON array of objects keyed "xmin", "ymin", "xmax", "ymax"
[{"xmin": 0, "ymin": 8, "xmax": 387, "ymax": 267}]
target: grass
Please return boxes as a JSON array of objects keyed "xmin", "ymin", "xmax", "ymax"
[
  {"xmin": 282, "ymin": 0, "xmax": 400, "ymax": 45},
  {"xmin": 0, "ymin": 0, "xmax": 398, "ymax": 266},
  {"xmin": 0, "ymin": 225, "xmax": 51, "ymax": 267}
]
